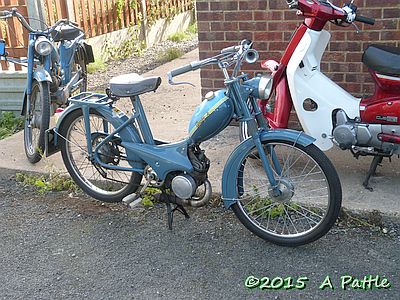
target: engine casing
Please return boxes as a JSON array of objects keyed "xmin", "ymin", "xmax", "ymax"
[{"xmin": 333, "ymin": 110, "xmax": 400, "ymax": 154}]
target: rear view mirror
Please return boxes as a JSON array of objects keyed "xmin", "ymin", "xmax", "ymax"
[{"xmin": 0, "ymin": 39, "xmax": 5, "ymax": 56}]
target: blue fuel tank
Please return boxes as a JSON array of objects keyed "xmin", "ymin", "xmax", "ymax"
[{"xmin": 188, "ymin": 89, "xmax": 234, "ymax": 144}]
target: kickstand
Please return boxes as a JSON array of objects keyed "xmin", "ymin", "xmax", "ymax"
[
  {"xmin": 160, "ymin": 189, "xmax": 190, "ymax": 229},
  {"xmin": 165, "ymin": 202, "xmax": 190, "ymax": 230},
  {"xmin": 363, "ymin": 156, "xmax": 383, "ymax": 192}
]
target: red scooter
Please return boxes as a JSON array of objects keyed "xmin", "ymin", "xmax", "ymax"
[{"xmin": 241, "ymin": 0, "xmax": 400, "ymax": 190}]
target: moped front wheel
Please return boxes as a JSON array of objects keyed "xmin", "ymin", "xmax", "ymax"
[
  {"xmin": 59, "ymin": 109, "xmax": 142, "ymax": 202},
  {"xmin": 231, "ymin": 140, "xmax": 341, "ymax": 246},
  {"xmin": 24, "ymin": 80, "xmax": 50, "ymax": 163}
]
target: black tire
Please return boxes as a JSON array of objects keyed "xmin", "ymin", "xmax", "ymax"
[
  {"xmin": 59, "ymin": 109, "xmax": 142, "ymax": 202},
  {"xmin": 24, "ymin": 80, "xmax": 50, "ymax": 164},
  {"xmin": 231, "ymin": 140, "xmax": 342, "ymax": 247}
]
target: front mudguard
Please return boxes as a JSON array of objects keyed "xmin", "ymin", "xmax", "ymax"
[
  {"xmin": 20, "ymin": 67, "xmax": 52, "ymax": 116},
  {"xmin": 221, "ymin": 129, "xmax": 315, "ymax": 209}
]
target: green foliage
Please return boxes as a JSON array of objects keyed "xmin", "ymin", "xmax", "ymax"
[
  {"xmin": 186, "ymin": 22, "xmax": 198, "ymax": 35},
  {"xmin": 0, "ymin": 111, "xmax": 23, "ymax": 140},
  {"xmin": 141, "ymin": 187, "xmax": 162, "ymax": 207},
  {"xmin": 87, "ymin": 58, "xmax": 107, "ymax": 74},
  {"xmin": 168, "ymin": 31, "xmax": 191, "ymax": 42},
  {"xmin": 15, "ymin": 172, "xmax": 78, "ymax": 193},
  {"xmin": 157, "ymin": 47, "xmax": 184, "ymax": 63},
  {"xmin": 104, "ymin": 25, "xmax": 145, "ymax": 60}
]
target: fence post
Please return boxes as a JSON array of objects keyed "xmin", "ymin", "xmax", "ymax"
[
  {"xmin": 140, "ymin": 0, "xmax": 149, "ymax": 47},
  {"xmin": 64, "ymin": 0, "xmax": 75, "ymax": 21},
  {"xmin": 26, "ymin": 0, "xmax": 46, "ymax": 30}
]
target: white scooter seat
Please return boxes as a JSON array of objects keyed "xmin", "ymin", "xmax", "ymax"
[{"xmin": 109, "ymin": 73, "xmax": 162, "ymax": 97}]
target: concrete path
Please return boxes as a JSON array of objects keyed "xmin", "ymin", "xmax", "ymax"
[{"xmin": 1, "ymin": 49, "xmax": 399, "ymax": 217}]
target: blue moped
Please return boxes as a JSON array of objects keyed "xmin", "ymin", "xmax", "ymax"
[
  {"xmin": 47, "ymin": 40, "xmax": 342, "ymax": 246},
  {"xmin": 0, "ymin": 8, "xmax": 93, "ymax": 163}
]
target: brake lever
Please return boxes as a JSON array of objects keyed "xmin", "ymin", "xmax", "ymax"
[
  {"xmin": 168, "ymin": 77, "xmax": 195, "ymax": 88},
  {"xmin": 352, "ymin": 22, "xmax": 361, "ymax": 33},
  {"xmin": 167, "ymin": 71, "xmax": 196, "ymax": 87}
]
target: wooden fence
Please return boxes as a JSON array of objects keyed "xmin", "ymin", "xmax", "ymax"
[
  {"xmin": 0, "ymin": 0, "xmax": 28, "ymax": 70},
  {"xmin": 0, "ymin": 0, "xmax": 194, "ymax": 71}
]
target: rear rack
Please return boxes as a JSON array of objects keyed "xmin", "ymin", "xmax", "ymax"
[{"xmin": 69, "ymin": 92, "xmax": 112, "ymax": 106}]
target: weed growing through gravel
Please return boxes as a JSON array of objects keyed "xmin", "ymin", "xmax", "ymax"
[
  {"xmin": 15, "ymin": 172, "xmax": 78, "ymax": 193},
  {"xmin": 87, "ymin": 59, "xmax": 107, "ymax": 74},
  {"xmin": 157, "ymin": 47, "xmax": 184, "ymax": 63},
  {"xmin": 0, "ymin": 112, "xmax": 23, "ymax": 140}
]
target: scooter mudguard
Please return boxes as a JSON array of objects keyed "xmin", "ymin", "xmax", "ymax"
[{"xmin": 221, "ymin": 129, "xmax": 315, "ymax": 209}]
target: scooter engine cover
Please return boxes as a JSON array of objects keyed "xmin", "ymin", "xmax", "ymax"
[{"xmin": 188, "ymin": 89, "xmax": 234, "ymax": 144}]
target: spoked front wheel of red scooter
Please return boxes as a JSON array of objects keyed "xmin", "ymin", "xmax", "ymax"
[{"xmin": 231, "ymin": 140, "xmax": 342, "ymax": 247}]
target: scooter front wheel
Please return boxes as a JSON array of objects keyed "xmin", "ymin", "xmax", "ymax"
[{"xmin": 231, "ymin": 140, "xmax": 341, "ymax": 246}]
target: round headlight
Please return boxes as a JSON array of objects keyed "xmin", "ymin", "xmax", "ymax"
[
  {"xmin": 35, "ymin": 36, "xmax": 52, "ymax": 56},
  {"xmin": 258, "ymin": 75, "xmax": 273, "ymax": 99}
]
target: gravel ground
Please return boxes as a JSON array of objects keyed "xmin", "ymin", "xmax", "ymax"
[
  {"xmin": 87, "ymin": 38, "xmax": 199, "ymax": 91},
  {"xmin": 0, "ymin": 168, "xmax": 400, "ymax": 299}
]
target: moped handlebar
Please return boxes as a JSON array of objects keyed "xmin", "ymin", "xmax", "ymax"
[
  {"xmin": 0, "ymin": 8, "xmax": 81, "ymax": 34},
  {"xmin": 221, "ymin": 45, "xmax": 240, "ymax": 54},
  {"xmin": 355, "ymin": 15, "xmax": 375, "ymax": 25}
]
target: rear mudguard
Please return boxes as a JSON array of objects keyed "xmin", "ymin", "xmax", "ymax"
[{"xmin": 221, "ymin": 129, "xmax": 315, "ymax": 209}]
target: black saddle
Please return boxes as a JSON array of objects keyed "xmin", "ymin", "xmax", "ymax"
[
  {"xmin": 52, "ymin": 25, "xmax": 83, "ymax": 42},
  {"xmin": 109, "ymin": 73, "xmax": 162, "ymax": 97},
  {"xmin": 362, "ymin": 45, "xmax": 400, "ymax": 76}
]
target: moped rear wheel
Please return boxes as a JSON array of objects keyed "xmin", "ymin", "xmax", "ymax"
[
  {"xmin": 24, "ymin": 80, "xmax": 50, "ymax": 163},
  {"xmin": 231, "ymin": 140, "xmax": 341, "ymax": 246},
  {"xmin": 59, "ymin": 109, "xmax": 142, "ymax": 202}
]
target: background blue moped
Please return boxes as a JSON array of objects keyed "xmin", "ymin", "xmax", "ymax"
[{"xmin": 0, "ymin": 8, "xmax": 94, "ymax": 163}]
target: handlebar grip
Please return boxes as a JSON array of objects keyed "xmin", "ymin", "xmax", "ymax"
[
  {"xmin": 169, "ymin": 64, "xmax": 193, "ymax": 77},
  {"xmin": 221, "ymin": 45, "xmax": 240, "ymax": 54},
  {"xmin": 355, "ymin": 15, "xmax": 375, "ymax": 25}
]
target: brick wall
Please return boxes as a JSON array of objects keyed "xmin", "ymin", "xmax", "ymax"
[{"xmin": 196, "ymin": 0, "xmax": 400, "ymax": 100}]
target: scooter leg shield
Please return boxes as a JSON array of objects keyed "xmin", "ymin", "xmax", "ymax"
[{"xmin": 221, "ymin": 129, "xmax": 315, "ymax": 209}]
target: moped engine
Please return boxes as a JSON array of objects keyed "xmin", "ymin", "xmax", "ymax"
[
  {"xmin": 333, "ymin": 110, "xmax": 400, "ymax": 154},
  {"xmin": 169, "ymin": 146, "xmax": 212, "ymax": 206}
]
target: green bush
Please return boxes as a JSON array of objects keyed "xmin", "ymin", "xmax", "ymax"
[
  {"xmin": 0, "ymin": 111, "xmax": 23, "ymax": 140},
  {"xmin": 157, "ymin": 47, "xmax": 184, "ymax": 63}
]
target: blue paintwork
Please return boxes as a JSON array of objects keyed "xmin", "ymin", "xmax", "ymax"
[
  {"xmin": 33, "ymin": 66, "xmax": 52, "ymax": 83},
  {"xmin": 221, "ymin": 129, "xmax": 316, "ymax": 209},
  {"xmin": 123, "ymin": 139, "xmax": 193, "ymax": 180},
  {"xmin": 59, "ymin": 42, "xmax": 75, "ymax": 84},
  {"xmin": 188, "ymin": 89, "xmax": 234, "ymax": 144}
]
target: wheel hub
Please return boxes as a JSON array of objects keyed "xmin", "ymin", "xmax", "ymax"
[{"xmin": 268, "ymin": 178, "xmax": 294, "ymax": 203}]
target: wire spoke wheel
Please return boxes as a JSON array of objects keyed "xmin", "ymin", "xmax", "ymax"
[
  {"xmin": 24, "ymin": 80, "xmax": 50, "ymax": 163},
  {"xmin": 60, "ymin": 109, "xmax": 142, "ymax": 202},
  {"xmin": 231, "ymin": 140, "xmax": 341, "ymax": 246}
]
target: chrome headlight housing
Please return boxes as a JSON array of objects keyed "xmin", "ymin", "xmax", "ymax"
[
  {"xmin": 257, "ymin": 74, "xmax": 273, "ymax": 99},
  {"xmin": 35, "ymin": 36, "xmax": 52, "ymax": 56}
]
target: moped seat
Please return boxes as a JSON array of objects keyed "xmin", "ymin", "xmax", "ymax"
[
  {"xmin": 52, "ymin": 25, "xmax": 83, "ymax": 42},
  {"xmin": 362, "ymin": 45, "xmax": 400, "ymax": 76},
  {"xmin": 109, "ymin": 73, "xmax": 162, "ymax": 97}
]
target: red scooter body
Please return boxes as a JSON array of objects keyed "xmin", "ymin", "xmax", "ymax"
[
  {"xmin": 253, "ymin": 0, "xmax": 400, "ymax": 190},
  {"xmin": 360, "ymin": 71, "xmax": 400, "ymax": 126}
]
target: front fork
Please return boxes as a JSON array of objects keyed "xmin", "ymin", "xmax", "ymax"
[{"xmin": 232, "ymin": 82, "xmax": 283, "ymax": 195}]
